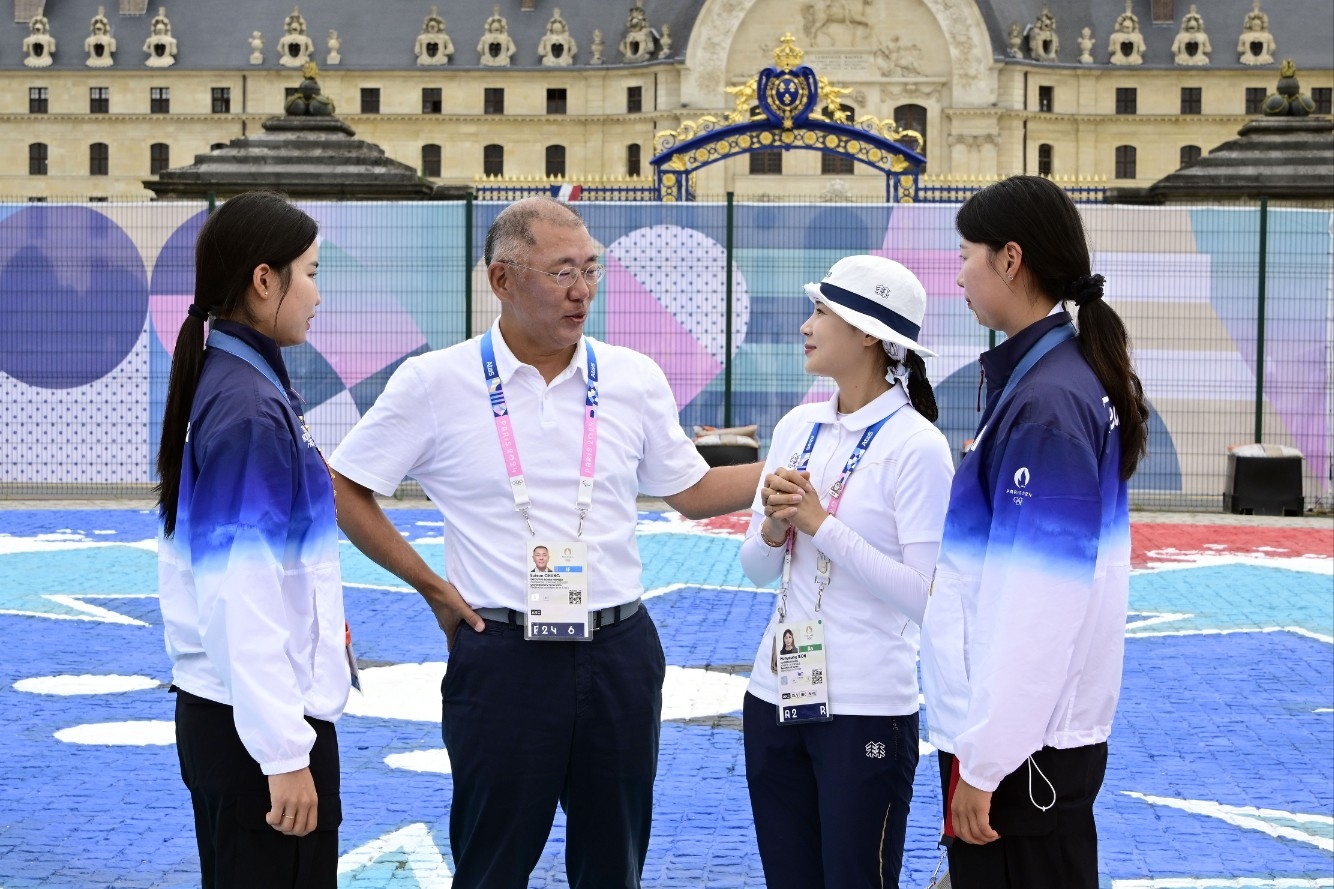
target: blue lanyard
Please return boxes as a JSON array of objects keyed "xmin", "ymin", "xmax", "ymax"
[
  {"xmin": 971, "ymin": 323, "xmax": 1075, "ymax": 451},
  {"xmin": 207, "ymin": 330, "xmax": 294, "ymax": 408},
  {"xmin": 480, "ymin": 330, "xmax": 599, "ymax": 535}
]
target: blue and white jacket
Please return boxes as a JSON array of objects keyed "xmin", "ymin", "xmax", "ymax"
[
  {"xmin": 920, "ymin": 311, "xmax": 1131, "ymax": 793},
  {"xmin": 158, "ymin": 320, "xmax": 349, "ymax": 776}
]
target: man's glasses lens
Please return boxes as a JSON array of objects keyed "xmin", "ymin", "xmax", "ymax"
[{"xmin": 554, "ymin": 265, "xmax": 605, "ymax": 287}]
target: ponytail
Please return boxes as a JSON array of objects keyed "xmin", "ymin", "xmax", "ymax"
[
  {"xmin": 904, "ymin": 350, "xmax": 938, "ymax": 422},
  {"xmin": 155, "ymin": 192, "xmax": 318, "ymax": 537}
]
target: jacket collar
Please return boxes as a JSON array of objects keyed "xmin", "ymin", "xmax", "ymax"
[
  {"xmin": 979, "ymin": 309, "xmax": 1071, "ymax": 400},
  {"xmin": 211, "ymin": 319, "xmax": 294, "ymax": 393}
]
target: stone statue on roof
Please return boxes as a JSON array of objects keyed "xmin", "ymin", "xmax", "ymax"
[
  {"xmin": 539, "ymin": 8, "xmax": 577, "ymax": 66},
  {"xmin": 591, "ymin": 28, "xmax": 604, "ymax": 64},
  {"xmin": 1077, "ymin": 26, "xmax": 1094, "ymax": 64},
  {"xmin": 416, "ymin": 6, "xmax": 454, "ymax": 66},
  {"xmin": 278, "ymin": 6, "xmax": 314, "ymax": 68},
  {"xmin": 1238, "ymin": 0, "xmax": 1277, "ymax": 66},
  {"xmin": 1108, "ymin": 1, "xmax": 1145, "ymax": 66},
  {"xmin": 85, "ymin": 6, "xmax": 116, "ymax": 68},
  {"xmin": 1027, "ymin": 7, "xmax": 1059, "ymax": 62},
  {"xmin": 478, "ymin": 5, "xmax": 516, "ymax": 67},
  {"xmin": 1171, "ymin": 5, "xmax": 1211, "ymax": 66},
  {"xmin": 326, "ymin": 30, "xmax": 341, "ymax": 65},
  {"xmin": 23, "ymin": 14, "xmax": 55, "ymax": 68},
  {"xmin": 143, "ymin": 7, "xmax": 177, "ymax": 68},
  {"xmin": 620, "ymin": 1, "xmax": 654, "ymax": 63},
  {"xmin": 249, "ymin": 31, "xmax": 263, "ymax": 65}
]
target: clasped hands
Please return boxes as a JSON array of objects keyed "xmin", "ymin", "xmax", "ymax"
[{"xmin": 760, "ymin": 467, "xmax": 829, "ymax": 541}]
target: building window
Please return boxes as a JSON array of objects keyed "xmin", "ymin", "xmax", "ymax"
[
  {"xmin": 360, "ymin": 88, "xmax": 380, "ymax": 114},
  {"xmin": 545, "ymin": 145, "xmax": 566, "ymax": 178},
  {"xmin": 1038, "ymin": 85, "xmax": 1054, "ymax": 113},
  {"xmin": 211, "ymin": 87, "xmax": 231, "ymax": 114},
  {"xmin": 422, "ymin": 87, "xmax": 442, "ymax": 114},
  {"xmin": 1115, "ymin": 88, "xmax": 1137, "ymax": 115},
  {"xmin": 422, "ymin": 144, "xmax": 442, "ymax": 177},
  {"xmin": 150, "ymin": 86, "xmax": 170, "ymax": 113},
  {"xmin": 90, "ymin": 143, "xmax": 109, "ymax": 176},
  {"xmin": 29, "ymin": 143, "xmax": 48, "ymax": 175},
  {"xmin": 90, "ymin": 87, "xmax": 109, "ymax": 114},
  {"xmin": 1180, "ymin": 87, "xmax": 1201, "ymax": 115},
  {"xmin": 750, "ymin": 150, "xmax": 783, "ymax": 175},
  {"xmin": 1245, "ymin": 87, "xmax": 1267, "ymax": 115},
  {"xmin": 1314, "ymin": 87, "xmax": 1333, "ymax": 115},
  {"xmin": 627, "ymin": 85, "xmax": 643, "ymax": 113},
  {"xmin": 484, "ymin": 88, "xmax": 504, "ymax": 115},
  {"xmin": 483, "ymin": 144, "xmax": 504, "ymax": 176},
  {"xmin": 547, "ymin": 88, "xmax": 567, "ymax": 114},
  {"xmin": 1180, "ymin": 145, "xmax": 1202, "ymax": 167},
  {"xmin": 893, "ymin": 103, "xmax": 927, "ymax": 155},
  {"xmin": 1114, "ymin": 145, "xmax": 1137, "ymax": 179},
  {"xmin": 29, "ymin": 87, "xmax": 48, "ymax": 114},
  {"xmin": 1037, "ymin": 143, "xmax": 1053, "ymax": 176},
  {"xmin": 821, "ymin": 153, "xmax": 854, "ymax": 175},
  {"xmin": 627, "ymin": 143, "xmax": 641, "ymax": 177},
  {"xmin": 150, "ymin": 142, "xmax": 170, "ymax": 174}
]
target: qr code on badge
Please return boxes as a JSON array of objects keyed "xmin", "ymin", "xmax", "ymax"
[
  {"xmin": 568, "ymin": 590, "xmax": 582, "ymax": 605},
  {"xmin": 810, "ymin": 669, "xmax": 824, "ymax": 685}
]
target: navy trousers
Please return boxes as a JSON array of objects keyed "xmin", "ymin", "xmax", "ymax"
[
  {"xmin": 174, "ymin": 688, "xmax": 341, "ymax": 889},
  {"xmin": 441, "ymin": 607, "xmax": 666, "ymax": 889},
  {"xmin": 937, "ymin": 744, "xmax": 1107, "ymax": 889},
  {"xmin": 743, "ymin": 692, "xmax": 919, "ymax": 889}
]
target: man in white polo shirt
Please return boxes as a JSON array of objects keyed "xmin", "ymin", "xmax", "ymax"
[{"xmin": 329, "ymin": 196, "xmax": 761, "ymax": 889}]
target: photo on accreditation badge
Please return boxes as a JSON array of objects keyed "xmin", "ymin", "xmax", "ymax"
[{"xmin": 530, "ymin": 544, "xmax": 556, "ymax": 574}]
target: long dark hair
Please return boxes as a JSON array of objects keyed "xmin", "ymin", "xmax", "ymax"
[
  {"xmin": 903, "ymin": 351, "xmax": 938, "ymax": 422},
  {"xmin": 956, "ymin": 175, "xmax": 1148, "ymax": 479},
  {"xmin": 155, "ymin": 192, "xmax": 319, "ymax": 536}
]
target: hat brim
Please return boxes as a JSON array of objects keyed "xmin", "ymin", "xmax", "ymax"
[{"xmin": 804, "ymin": 283, "xmax": 937, "ymax": 357}]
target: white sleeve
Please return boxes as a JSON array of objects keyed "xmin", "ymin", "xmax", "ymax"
[
  {"xmin": 634, "ymin": 356, "xmax": 710, "ymax": 497},
  {"xmin": 329, "ymin": 359, "xmax": 434, "ymax": 496}
]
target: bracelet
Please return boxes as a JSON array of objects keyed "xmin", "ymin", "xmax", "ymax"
[{"xmin": 760, "ymin": 525, "xmax": 790, "ymax": 548}]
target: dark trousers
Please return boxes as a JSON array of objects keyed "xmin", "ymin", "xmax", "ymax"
[
  {"xmin": 174, "ymin": 688, "xmax": 341, "ymax": 889},
  {"xmin": 937, "ymin": 744, "xmax": 1107, "ymax": 889},
  {"xmin": 441, "ymin": 607, "xmax": 667, "ymax": 889},
  {"xmin": 743, "ymin": 692, "xmax": 919, "ymax": 889}
]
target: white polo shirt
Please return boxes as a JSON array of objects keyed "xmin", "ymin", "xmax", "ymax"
[
  {"xmin": 739, "ymin": 386, "xmax": 954, "ymax": 717},
  {"xmin": 330, "ymin": 321, "xmax": 710, "ymax": 610}
]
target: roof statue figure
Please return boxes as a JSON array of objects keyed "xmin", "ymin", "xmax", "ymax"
[
  {"xmin": 326, "ymin": 30, "xmax": 341, "ymax": 65},
  {"xmin": 1171, "ymin": 5, "xmax": 1212, "ymax": 66},
  {"xmin": 1108, "ymin": 0, "xmax": 1145, "ymax": 66},
  {"xmin": 620, "ymin": 0, "xmax": 654, "ymax": 63},
  {"xmin": 249, "ymin": 30, "xmax": 264, "ymax": 65},
  {"xmin": 278, "ymin": 5, "xmax": 315, "ymax": 68},
  {"xmin": 478, "ymin": 5, "xmax": 516, "ymax": 67},
  {"xmin": 1078, "ymin": 26, "xmax": 1094, "ymax": 65},
  {"xmin": 1028, "ymin": 7, "xmax": 1059, "ymax": 62},
  {"xmin": 416, "ymin": 6, "xmax": 454, "ymax": 66},
  {"xmin": 1238, "ymin": 0, "xmax": 1277, "ymax": 66},
  {"xmin": 143, "ymin": 7, "xmax": 177, "ymax": 68},
  {"xmin": 23, "ymin": 14, "xmax": 55, "ymax": 68},
  {"xmin": 538, "ymin": 8, "xmax": 577, "ymax": 66},
  {"xmin": 85, "ymin": 6, "xmax": 116, "ymax": 68}
]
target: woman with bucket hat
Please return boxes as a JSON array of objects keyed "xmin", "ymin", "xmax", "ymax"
[
  {"xmin": 739, "ymin": 255, "xmax": 954, "ymax": 889},
  {"xmin": 920, "ymin": 175, "xmax": 1148, "ymax": 887}
]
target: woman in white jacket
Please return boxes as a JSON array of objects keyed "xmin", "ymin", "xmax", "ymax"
[{"xmin": 740, "ymin": 255, "xmax": 954, "ymax": 889}]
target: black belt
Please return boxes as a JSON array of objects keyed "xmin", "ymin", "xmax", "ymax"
[{"xmin": 475, "ymin": 598, "xmax": 641, "ymax": 631}]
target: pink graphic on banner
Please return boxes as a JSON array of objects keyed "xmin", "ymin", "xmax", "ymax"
[
  {"xmin": 307, "ymin": 294, "xmax": 428, "ymax": 389},
  {"xmin": 604, "ymin": 254, "xmax": 721, "ymax": 409},
  {"xmin": 149, "ymin": 294, "xmax": 192, "ymax": 355}
]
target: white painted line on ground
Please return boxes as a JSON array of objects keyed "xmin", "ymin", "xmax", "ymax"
[
  {"xmin": 15, "ymin": 674, "xmax": 159, "ymax": 695},
  {"xmin": 1113, "ymin": 880, "xmax": 1333, "ymax": 888},
  {"xmin": 337, "ymin": 822, "xmax": 454, "ymax": 885},
  {"xmin": 1127, "ymin": 626, "xmax": 1334, "ymax": 645},
  {"xmin": 1123, "ymin": 792, "xmax": 1333, "ymax": 852},
  {"xmin": 54, "ymin": 720, "xmax": 175, "ymax": 745}
]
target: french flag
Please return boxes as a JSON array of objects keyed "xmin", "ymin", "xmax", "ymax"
[{"xmin": 550, "ymin": 183, "xmax": 582, "ymax": 201}]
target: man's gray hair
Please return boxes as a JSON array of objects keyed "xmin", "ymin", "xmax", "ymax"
[{"xmin": 484, "ymin": 196, "xmax": 585, "ymax": 265}]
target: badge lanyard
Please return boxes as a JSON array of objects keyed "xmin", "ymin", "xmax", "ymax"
[
  {"xmin": 481, "ymin": 330, "xmax": 598, "ymax": 536},
  {"xmin": 776, "ymin": 403, "xmax": 905, "ymax": 622},
  {"xmin": 969, "ymin": 323, "xmax": 1074, "ymax": 453}
]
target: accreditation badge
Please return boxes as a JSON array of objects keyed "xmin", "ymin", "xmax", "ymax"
[
  {"xmin": 524, "ymin": 540, "xmax": 592, "ymax": 641},
  {"xmin": 774, "ymin": 619, "xmax": 832, "ymax": 725}
]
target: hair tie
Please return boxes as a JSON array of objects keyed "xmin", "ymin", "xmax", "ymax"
[
  {"xmin": 1066, "ymin": 274, "xmax": 1105, "ymax": 307},
  {"xmin": 186, "ymin": 304, "xmax": 208, "ymax": 321}
]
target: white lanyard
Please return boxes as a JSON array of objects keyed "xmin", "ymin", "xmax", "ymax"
[{"xmin": 481, "ymin": 330, "xmax": 599, "ymax": 536}]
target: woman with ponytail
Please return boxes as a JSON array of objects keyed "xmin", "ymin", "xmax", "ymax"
[
  {"xmin": 156, "ymin": 191, "xmax": 350, "ymax": 888},
  {"xmin": 740, "ymin": 256, "xmax": 953, "ymax": 889},
  {"xmin": 920, "ymin": 175, "xmax": 1148, "ymax": 887}
]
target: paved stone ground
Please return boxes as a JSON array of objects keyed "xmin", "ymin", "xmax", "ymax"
[{"xmin": 0, "ymin": 504, "xmax": 1329, "ymax": 888}]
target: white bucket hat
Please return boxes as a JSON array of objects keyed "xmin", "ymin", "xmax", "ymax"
[{"xmin": 803, "ymin": 255, "xmax": 936, "ymax": 357}]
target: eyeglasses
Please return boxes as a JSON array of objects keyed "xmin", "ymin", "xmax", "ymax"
[{"xmin": 501, "ymin": 260, "xmax": 605, "ymax": 288}]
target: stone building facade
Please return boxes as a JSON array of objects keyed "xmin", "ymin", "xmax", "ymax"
[{"xmin": 2, "ymin": 0, "xmax": 1330, "ymax": 199}]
